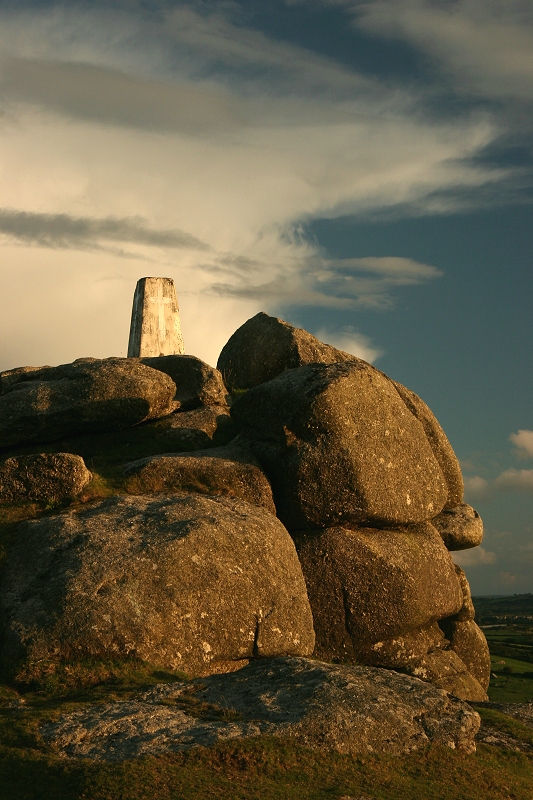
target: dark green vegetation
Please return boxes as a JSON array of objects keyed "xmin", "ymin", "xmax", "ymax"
[
  {"xmin": 1, "ymin": 689, "xmax": 533, "ymax": 800},
  {"xmin": 0, "ymin": 648, "xmax": 531, "ymax": 799},
  {"xmin": 472, "ymin": 594, "xmax": 533, "ymax": 703}
]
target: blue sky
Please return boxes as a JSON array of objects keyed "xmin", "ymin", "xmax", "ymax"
[{"xmin": 0, "ymin": 0, "xmax": 532, "ymax": 593}]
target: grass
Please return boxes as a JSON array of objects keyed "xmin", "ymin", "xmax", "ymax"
[
  {"xmin": 0, "ymin": 656, "xmax": 531, "ymax": 800},
  {"xmin": 1, "ymin": 733, "xmax": 532, "ymax": 800},
  {"xmin": 487, "ymin": 655, "xmax": 533, "ymax": 703}
]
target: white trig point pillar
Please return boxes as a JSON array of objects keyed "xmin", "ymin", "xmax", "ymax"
[{"xmin": 127, "ymin": 277, "xmax": 185, "ymax": 357}]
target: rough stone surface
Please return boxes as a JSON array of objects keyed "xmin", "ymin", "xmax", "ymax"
[
  {"xmin": 123, "ymin": 445, "xmax": 276, "ymax": 513},
  {"xmin": 360, "ymin": 623, "xmax": 446, "ymax": 670},
  {"xmin": 0, "ymin": 453, "xmax": 91, "ymax": 505},
  {"xmin": 40, "ymin": 657, "xmax": 480, "ymax": 761},
  {"xmin": 446, "ymin": 565, "xmax": 476, "ymax": 622},
  {"xmin": 412, "ymin": 649, "xmax": 488, "ymax": 701},
  {"xmin": 292, "ymin": 523, "xmax": 463, "ymax": 662},
  {"xmin": 217, "ymin": 312, "xmax": 357, "ymax": 392},
  {"xmin": 0, "ymin": 495, "xmax": 314, "ymax": 677},
  {"xmin": 439, "ymin": 619, "xmax": 491, "ymax": 691},
  {"xmin": 127, "ymin": 277, "xmax": 184, "ymax": 358},
  {"xmin": 432, "ymin": 503, "xmax": 484, "ymax": 551},
  {"xmin": 232, "ymin": 362, "xmax": 448, "ymax": 530},
  {"xmin": 140, "ymin": 355, "xmax": 228, "ymax": 409},
  {"xmin": 391, "ymin": 381, "xmax": 464, "ymax": 508},
  {"xmin": 0, "ymin": 358, "xmax": 178, "ymax": 449},
  {"xmin": 143, "ymin": 405, "xmax": 237, "ymax": 451}
]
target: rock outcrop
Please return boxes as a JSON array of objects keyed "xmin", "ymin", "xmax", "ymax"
[
  {"xmin": 41, "ymin": 657, "xmax": 481, "ymax": 761},
  {"xmin": 143, "ymin": 405, "xmax": 236, "ymax": 451},
  {"xmin": 0, "ymin": 494, "xmax": 314, "ymax": 677},
  {"xmin": 0, "ymin": 313, "xmax": 488, "ymax": 705},
  {"xmin": 432, "ymin": 503, "xmax": 484, "ymax": 550},
  {"xmin": 123, "ymin": 445, "xmax": 276, "ymax": 512},
  {"xmin": 0, "ymin": 358, "xmax": 178, "ymax": 449},
  {"xmin": 232, "ymin": 361, "xmax": 449, "ymax": 530},
  {"xmin": 390, "ymin": 382, "xmax": 464, "ymax": 508},
  {"xmin": 140, "ymin": 355, "xmax": 228, "ymax": 409},
  {"xmin": 292, "ymin": 524, "xmax": 463, "ymax": 659},
  {"xmin": 0, "ymin": 453, "xmax": 91, "ymax": 505},
  {"xmin": 217, "ymin": 312, "xmax": 355, "ymax": 392}
]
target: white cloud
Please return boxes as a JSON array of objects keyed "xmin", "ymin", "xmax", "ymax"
[
  {"xmin": 510, "ymin": 429, "xmax": 533, "ymax": 459},
  {"xmin": 493, "ymin": 469, "xmax": 533, "ymax": 493},
  {"xmin": 452, "ymin": 547, "xmax": 496, "ymax": 568},
  {"xmin": 315, "ymin": 326, "xmax": 383, "ymax": 363},
  {"xmin": 350, "ymin": 0, "xmax": 533, "ymax": 104},
  {"xmin": 464, "ymin": 475, "xmax": 492, "ymax": 502},
  {"xmin": 0, "ymin": 3, "xmax": 513, "ymax": 369}
]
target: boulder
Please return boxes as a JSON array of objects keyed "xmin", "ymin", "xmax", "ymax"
[
  {"xmin": 391, "ymin": 382, "xmax": 464, "ymax": 508},
  {"xmin": 123, "ymin": 445, "xmax": 276, "ymax": 513},
  {"xmin": 40, "ymin": 657, "xmax": 481, "ymax": 760},
  {"xmin": 232, "ymin": 361, "xmax": 449, "ymax": 530},
  {"xmin": 292, "ymin": 523, "xmax": 463, "ymax": 663},
  {"xmin": 0, "ymin": 494, "xmax": 314, "ymax": 677},
  {"xmin": 0, "ymin": 453, "xmax": 91, "ymax": 505},
  {"xmin": 217, "ymin": 313, "xmax": 356, "ymax": 392},
  {"xmin": 432, "ymin": 503, "xmax": 483, "ymax": 550},
  {"xmin": 143, "ymin": 405, "xmax": 237, "ymax": 451},
  {"xmin": 411, "ymin": 649, "xmax": 488, "ymax": 702},
  {"xmin": 438, "ymin": 619, "xmax": 491, "ymax": 692},
  {"xmin": 0, "ymin": 358, "xmax": 178, "ymax": 449},
  {"xmin": 361, "ymin": 623, "xmax": 446, "ymax": 670},
  {"xmin": 140, "ymin": 355, "xmax": 228, "ymax": 409}
]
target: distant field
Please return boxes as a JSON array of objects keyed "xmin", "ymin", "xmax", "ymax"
[{"xmin": 472, "ymin": 594, "xmax": 533, "ymax": 702}]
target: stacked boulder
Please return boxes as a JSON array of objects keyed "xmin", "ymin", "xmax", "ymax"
[
  {"xmin": 219, "ymin": 313, "xmax": 490, "ymax": 701},
  {"xmin": 0, "ymin": 314, "xmax": 489, "ymax": 704}
]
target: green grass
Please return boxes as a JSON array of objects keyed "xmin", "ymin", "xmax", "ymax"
[
  {"xmin": 0, "ymin": 735, "xmax": 532, "ymax": 800},
  {"xmin": 0, "ymin": 659, "xmax": 532, "ymax": 800},
  {"xmin": 487, "ymin": 655, "xmax": 533, "ymax": 703}
]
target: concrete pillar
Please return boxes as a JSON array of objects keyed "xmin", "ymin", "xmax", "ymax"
[{"xmin": 127, "ymin": 277, "xmax": 185, "ymax": 357}]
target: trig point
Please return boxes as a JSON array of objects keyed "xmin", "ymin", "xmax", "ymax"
[{"xmin": 127, "ymin": 277, "xmax": 185, "ymax": 357}]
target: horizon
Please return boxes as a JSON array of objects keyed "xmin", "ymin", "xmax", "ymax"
[{"xmin": 0, "ymin": 0, "xmax": 532, "ymax": 595}]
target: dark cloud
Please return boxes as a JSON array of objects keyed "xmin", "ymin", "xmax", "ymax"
[{"xmin": 0, "ymin": 208, "xmax": 210, "ymax": 251}]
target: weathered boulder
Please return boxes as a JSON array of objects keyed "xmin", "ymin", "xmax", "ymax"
[
  {"xmin": 232, "ymin": 362, "xmax": 449, "ymax": 530},
  {"xmin": 143, "ymin": 405, "xmax": 237, "ymax": 450},
  {"xmin": 217, "ymin": 313, "xmax": 356, "ymax": 392},
  {"xmin": 438, "ymin": 565, "xmax": 490, "ymax": 691},
  {"xmin": 140, "ymin": 355, "xmax": 228, "ymax": 409},
  {"xmin": 123, "ymin": 445, "xmax": 276, "ymax": 513},
  {"xmin": 0, "ymin": 453, "xmax": 91, "ymax": 505},
  {"xmin": 0, "ymin": 494, "xmax": 314, "ymax": 677},
  {"xmin": 432, "ymin": 503, "xmax": 483, "ymax": 550},
  {"xmin": 292, "ymin": 523, "xmax": 463, "ymax": 663},
  {"xmin": 439, "ymin": 620, "xmax": 491, "ymax": 692},
  {"xmin": 391, "ymin": 382, "xmax": 464, "ymax": 508},
  {"xmin": 0, "ymin": 358, "xmax": 178, "ymax": 449},
  {"xmin": 411, "ymin": 649, "xmax": 488, "ymax": 702},
  {"xmin": 40, "ymin": 657, "xmax": 481, "ymax": 760}
]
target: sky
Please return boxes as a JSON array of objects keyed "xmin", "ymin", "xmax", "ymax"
[{"xmin": 0, "ymin": 0, "xmax": 532, "ymax": 594}]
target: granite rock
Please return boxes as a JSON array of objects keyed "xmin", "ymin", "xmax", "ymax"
[
  {"xmin": 0, "ymin": 494, "xmax": 314, "ymax": 677},
  {"xmin": 0, "ymin": 453, "xmax": 91, "ymax": 505},
  {"xmin": 432, "ymin": 503, "xmax": 484, "ymax": 551},
  {"xmin": 40, "ymin": 657, "xmax": 480, "ymax": 760},
  {"xmin": 0, "ymin": 358, "xmax": 177, "ymax": 449},
  {"xmin": 232, "ymin": 361, "xmax": 449, "ymax": 530},
  {"xmin": 123, "ymin": 445, "xmax": 276, "ymax": 513}
]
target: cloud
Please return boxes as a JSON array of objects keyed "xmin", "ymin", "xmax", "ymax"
[
  {"xmin": 465, "ymin": 467, "xmax": 533, "ymax": 501},
  {"xmin": 452, "ymin": 547, "xmax": 496, "ymax": 568},
  {"xmin": 510, "ymin": 429, "xmax": 533, "ymax": 459},
  {"xmin": 315, "ymin": 326, "xmax": 383, "ymax": 363},
  {"xmin": 0, "ymin": 1, "xmax": 518, "ymax": 369},
  {"xmin": 463, "ymin": 475, "xmax": 492, "ymax": 502},
  {"xmin": 350, "ymin": 0, "xmax": 533, "ymax": 105},
  {"xmin": 207, "ymin": 255, "xmax": 442, "ymax": 311},
  {"xmin": 0, "ymin": 209, "xmax": 210, "ymax": 252},
  {"xmin": 493, "ymin": 469, "xmax": 533, "ymax": 493}
]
